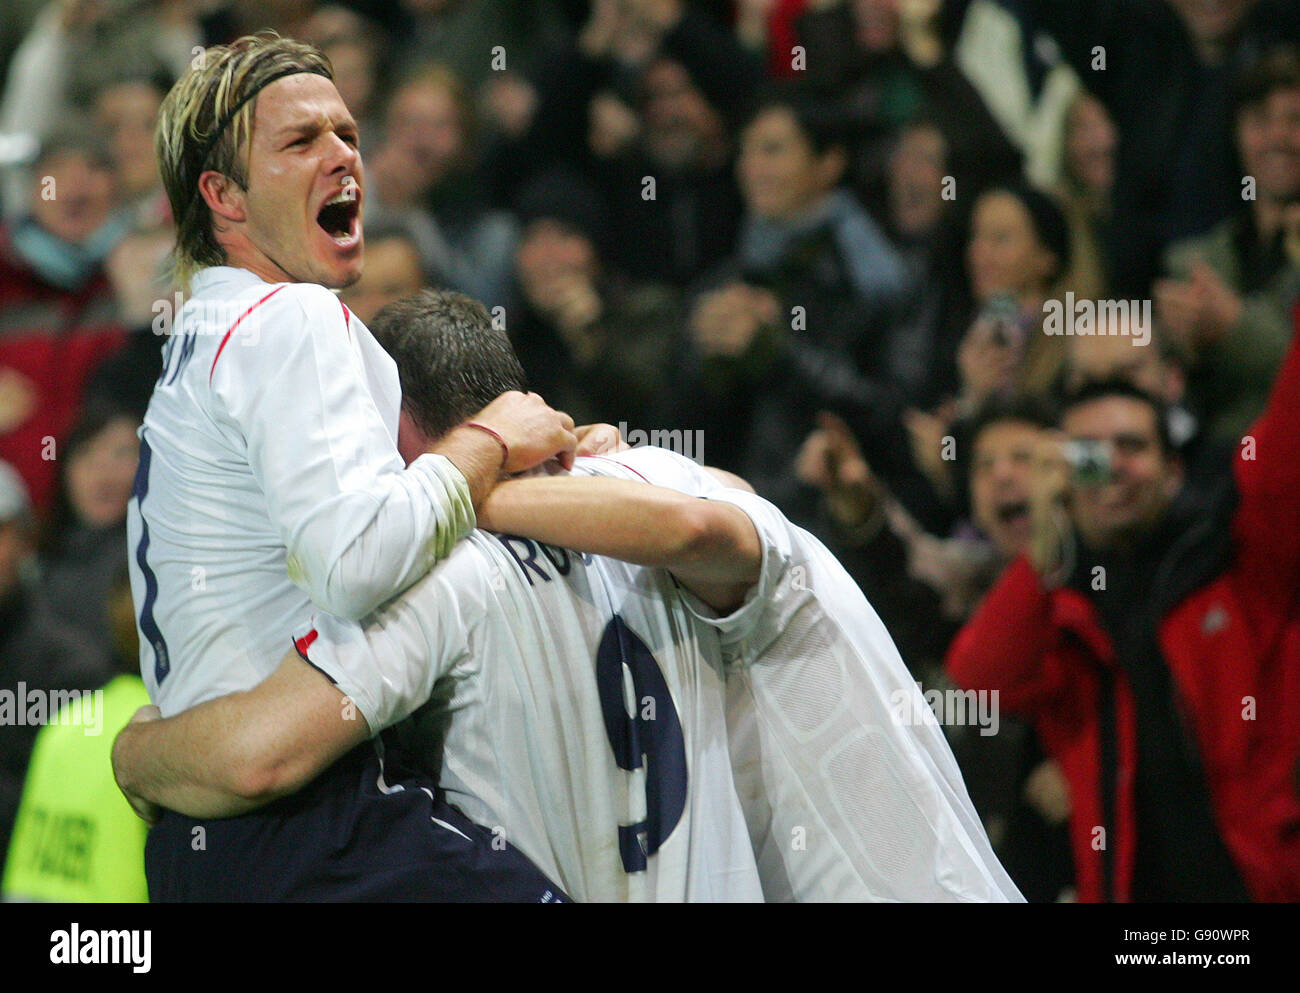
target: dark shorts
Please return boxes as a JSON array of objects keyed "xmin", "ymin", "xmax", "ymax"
[{"xmin": 144, "ymin": 739, "xmax": 569, "ymax": 902}]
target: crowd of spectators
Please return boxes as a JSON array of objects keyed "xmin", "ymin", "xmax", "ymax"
[{"xmin": 1, "ymin": 0, "xmax": 1299, "ymax": 903}]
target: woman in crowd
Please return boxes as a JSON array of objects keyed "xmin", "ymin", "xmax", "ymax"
[{"xmin": 38, "ymin": 403, "xmax": 141, "ymax": 653}]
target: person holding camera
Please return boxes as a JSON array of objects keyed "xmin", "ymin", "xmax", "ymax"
[{"xmin": 945, "ymin": 304, "xmax": 1300, "ymax": 902}]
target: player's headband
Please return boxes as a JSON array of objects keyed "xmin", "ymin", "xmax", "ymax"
[{"xmin": 196, "ymin": 65, "xmax": 332, "ymax": 170}]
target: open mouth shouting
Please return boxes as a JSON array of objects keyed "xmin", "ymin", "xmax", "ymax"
[
  {"xmin": 996, "ymin": 499, "xmax": 1030, "ymax": 528},
  {"xmin": 317, "ymin": 181, "xmax": 361, "ymax": 248}
]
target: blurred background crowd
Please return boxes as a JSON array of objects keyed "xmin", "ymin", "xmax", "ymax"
[{"xmin": 2, "ymin": 0, "xmax": 1300, "ymax": 903}]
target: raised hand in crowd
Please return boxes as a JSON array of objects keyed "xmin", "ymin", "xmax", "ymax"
[
  {"xmin": 690, "ymin": 283, "xmax": 781, "ymax": 360},
  {"xmin": 795, "ymin": 410, "xmax": 883, "ymax": 532},
  {"xmin": 1153, "ymin": 260, "xmax": 1245, "ymax": 353}
]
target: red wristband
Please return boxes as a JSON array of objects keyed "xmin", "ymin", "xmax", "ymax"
[{"xmin": 464, "ymin": 421, "xmax": 509, "ymax": 469}]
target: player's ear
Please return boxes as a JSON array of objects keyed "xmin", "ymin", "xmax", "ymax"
[
  {"xmin": 198, "ymin": 171, "xmax": 248, "ymax": 223},
  {"xmin": 396, "ymin": 408, "xmax": 428, "ymax": 467}
]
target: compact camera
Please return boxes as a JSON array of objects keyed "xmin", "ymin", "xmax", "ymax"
[{"xmin": 1064, "ymin": 439, "xmax": 1115, "ymax": 485}]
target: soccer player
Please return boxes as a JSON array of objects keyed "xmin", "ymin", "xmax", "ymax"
[
  {"xmin": 118, "ymin": 292, "xmax": 767, "ymax": 902},
  {"xmin": 116, "ymin": 291, "xmax": 1021, "ymax": 902},
  {"xmin": 131, "ymin": 34, "xmax": 610, "ymax": 900}
]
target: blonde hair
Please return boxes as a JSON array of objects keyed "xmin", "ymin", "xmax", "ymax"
[{"xmin": 155, "ymin": 32, "xmax": 332, "ymax": 288}]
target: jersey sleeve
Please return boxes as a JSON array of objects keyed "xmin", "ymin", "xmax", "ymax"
[
  {"xmin": 209, "ymin": 285, "xmax": 475, "ymax": 619},
  {"xmin": 294, "ymin": 543, "xmax": 490, "ymax": 732},
  {"xmin": 677, "ymin": 488, "xmax": 808, "ymax": 659}
]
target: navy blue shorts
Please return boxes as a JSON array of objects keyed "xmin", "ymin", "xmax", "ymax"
[{"xmin": 145, "ymin": 739, "xmax": 569, "ymax": 902}]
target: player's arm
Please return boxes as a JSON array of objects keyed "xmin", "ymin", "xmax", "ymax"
[
  {"xmin": 217, "ymin": 290, "xmax": 577, "ymax": 620},
  {"xmin": 112, "ymin": 652, "xmax": 368, "ymax": 820},
  {"xmin": 476, "ymin": 475, "xmax": 761, "ymax": 612},
  {"xmin": 427, "ymin": 411, "xmax": 624, "ymax": 509},
  {"xmin": 703, "ymin": 466, "xmax": 754, "ymax": 492}
]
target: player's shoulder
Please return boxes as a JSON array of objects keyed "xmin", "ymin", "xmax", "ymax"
[
  {"xmin": 576, "ymin": 446, "xmax": 718, "ymax": 496},
  {"xmin": 189, "ymin": 267, "xmax": 345, "ymax": 325},
  {"xmin": 195, "ymin": 272, "xmax": 353, "ymax": 381}
]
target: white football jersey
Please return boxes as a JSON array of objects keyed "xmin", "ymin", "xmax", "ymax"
[
  {"xmin": 578, "ymin": 449, "xmax": 1023, "ymax": 902},
  {"xmin": 126, "ymin": 266, "xmax": 473, "ymax": 716},
  {"xmin": 302, "ymin": 474, "xmax": 764, "ymax": 903}
]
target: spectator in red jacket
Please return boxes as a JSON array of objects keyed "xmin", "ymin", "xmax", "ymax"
[
  {"xmin": 0, "ymin": 131, "xmax": 129, "ymax": 513},
  {"xmin": 946, "ymin": 302, "xmax": 1300, "ymax": 902}
]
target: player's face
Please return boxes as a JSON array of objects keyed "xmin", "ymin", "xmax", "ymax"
[
  {"xmin": 970, "ymin": 420, "xmax": 1039, "ymax": 559},
  {"xmin": 239, "ymin": 73, "xmax": 364, "ymax": 289}
]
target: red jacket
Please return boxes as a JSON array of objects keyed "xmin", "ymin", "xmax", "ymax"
[
  {"xmin": 0, "ymin": 227, "xmax": 125, "ymax": 512},
  {"xmin": 946, "ymin": 305, "xmax": 1300, "ymax": 902}
]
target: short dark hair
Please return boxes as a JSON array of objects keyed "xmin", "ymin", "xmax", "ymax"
[
  {"xmin": 368, "ymin": 290, "xmax": 527, "ymax": 441},
  {"xmin": 1061, "ymin": 376, "xmax": 1176, "ymax": 456},
  {"xmin": 1233, "ymin": 44, "xmax": 1300, "ymax": 120},
  {"xmin": 964, "ymin": 395, "xmax": 1057, "ymax": 455},
  {"xmin": 746, "ymin": 85, "xmax": 850, "ymax": 158},
  {"xmin": 35, "ymin": 126, "xmax": 114, "ymax": 172},
  {"xmin": 954, "ymin": 395, "xmax": 1057, "ymax": 497},
  {"xmin": 975, "ymin": 182, "xmax": 1072, "ymax": 280}
]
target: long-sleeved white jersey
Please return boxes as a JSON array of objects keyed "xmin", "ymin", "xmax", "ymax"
[
  {"xmin": 300, "ymin": 484, "xmax": 764, "ymax": 902},
  {"xmin": 126, "ymin": 266, "xmax": 474, "ymax": 716},
  {"xmin": 307, "ymin": 446, "xmax": 1020, "ymax": 902}
]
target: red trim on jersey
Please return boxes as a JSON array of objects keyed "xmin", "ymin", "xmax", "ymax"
[
  {"xmin": 208, "ymin": 285, "xmax": 287, "ymax": 383},
  {"xmin": 339, "ymin": 299, "xmax": 352, "ymax": 339},
  {"xmin": 589, "ymin": 454, "xmax": 651, "ymax": 484},
  {"xmin": 294, "ymin": 628, "xmax": 319, "ymax": 658}
]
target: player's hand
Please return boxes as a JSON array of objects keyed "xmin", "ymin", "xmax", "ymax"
[
  {"xmin": 574, "ymin": 423, "xmax": 628, "ymax": 457},
  {"xmin": 471, "ymin": 391, "xmax": 578, "ymax": 473},
  {"xmin": 113, "ymin": 706, "xmax": 164, "ymax": 826}
]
